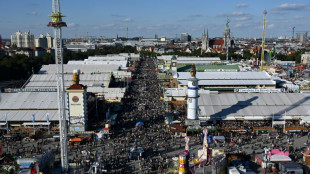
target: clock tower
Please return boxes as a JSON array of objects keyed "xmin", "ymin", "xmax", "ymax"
[{"xmin": 171, "ymin": 55, "xmax": 177, "ymax": 71}]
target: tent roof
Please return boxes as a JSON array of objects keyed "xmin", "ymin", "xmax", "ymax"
[{"xmin": 70, "ymin": 137, "xmax": 83, "ymax": 142}]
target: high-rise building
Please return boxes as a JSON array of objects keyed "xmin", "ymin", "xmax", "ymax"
[
  {"xmin": 35, "ymin": 34, "xmax": 48, "ymax": 48},
  {"xmin": 181, "ymin": 33, "xmax": 191, "ymax": 42},
  {"xmin": 24, "ymin": 31, "xmax": 35, "ymax": 48},
  {"xmin": 11, "ymin": 30, "xmax": 23, "ymax": 47},
  {"xmin": 46, "ymin": 33, "xmax": 54, "ymax": 48},
  {"xmin": 11, "ymin": 30, "xmax": 34, "ymax": 48},
  {"xmin": 296, "ymin": 32, "xmax": 307, "ymax": 43}
]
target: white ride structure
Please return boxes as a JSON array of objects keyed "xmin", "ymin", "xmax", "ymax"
[{"xmin": 47, "ymin": 0, "xmax": 68, "ymax": 172}]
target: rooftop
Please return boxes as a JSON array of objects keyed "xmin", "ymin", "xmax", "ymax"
[
  {"xmin": 38, "ymin": 64, "xmax": 120, "ymax": 74},
  {"xmin": 198, "ymin": 93, "xmax": 310, "ymax": 118},
  {"xmin": 177, "ymin": 64, "xmax": 240, "ymax": 72},
  {"xmin": 177, "ymin": 71, "xmax": 272, "ymax": 80}
]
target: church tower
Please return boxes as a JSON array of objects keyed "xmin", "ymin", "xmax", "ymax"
[
  {"xmin": 201, "ymin": 28, "xmax": 209, "ymax": 54},
  {"xmin": 223, "ymin": 19, "xmax": 231, "ymax": 49}
]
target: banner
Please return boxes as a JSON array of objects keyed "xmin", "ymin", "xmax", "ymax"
[
  {"xmin": 272, "ymin": 121, "xmax": 285, "ymax": 125},
  {"xmin": 234, "ymin": 88, "xmax": 283, "ymax": 93}
]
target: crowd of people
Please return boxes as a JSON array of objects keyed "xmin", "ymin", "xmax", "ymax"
[
  {"xmin": 1, "ymin": 56, "xmax": 310, "ymax": 174},
  {"xmin": 96, "ymin": 56, "xmax": 181, "ymax": 173}
]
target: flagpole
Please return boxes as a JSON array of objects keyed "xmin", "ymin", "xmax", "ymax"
[
  {"xmin": 32, "ymin": 113, "xmax": 35, "ymax": 135},
  {"xmin": 5, "ymin": 114, "xmax": 8, "ymax": 135},
  {"xmin": 47, "ymin": 113, "xmax": 50, "ymax": 135},
  {"xmin": 284, "ymin": 111, "xmax": 286, "ymax": 133},
  {"xmin": 272, "ymin": 112, "xmax": 274, "ymax": 128}
]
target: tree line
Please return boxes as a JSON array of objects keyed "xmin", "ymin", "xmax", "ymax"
[
  {"xmin": 0, "ymin": 45, "xmax": 305, "ymax": 82},
  {"xmin": 0, "ymin": 46, "xmax": 135, "ymax": 81},
  {"xmin": 160, "ymin": 48, "xmax": 305, "ymax": 63}
]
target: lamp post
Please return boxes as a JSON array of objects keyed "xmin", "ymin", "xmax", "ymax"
[{"xmin": 264, "ymin": 153, "xmax": 267, "ymax": 174}]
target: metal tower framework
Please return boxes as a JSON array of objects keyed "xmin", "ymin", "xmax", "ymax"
[
  {"xmin": 260, "ymin": 10, "xmax": 267, "ymax": 72},
  {"xmin": 224, "ymin": 19, "xmax": 230, "ymax": 61},
  {"xmin": 47, "ymin": 0, "xmax": 68, "ymax": 172}
]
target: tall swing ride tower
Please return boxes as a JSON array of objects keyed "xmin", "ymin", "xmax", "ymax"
[
  {"xmin": 260, "ymin": 10, "xmax": 267, "ymax": 72},
  {"xmin": 47, "ymin": 0, "xmax": 68, "ymax": 172}
]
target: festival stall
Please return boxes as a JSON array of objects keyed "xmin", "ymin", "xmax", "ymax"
[
  {"xmin": 304, "ymin": 148, "xmax": 310, "ymax": 165},
  {"xmin": 69, "ymin": 137, "xmax": 83, "ymax": 146},
  {"xmin": 255, "ymin": 148, "xmax": 291, "ymax": 172}
]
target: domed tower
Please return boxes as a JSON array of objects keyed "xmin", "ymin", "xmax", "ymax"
[{"xmin": 187, "ymin": 64, "xmax": 199, "ymax": 120}]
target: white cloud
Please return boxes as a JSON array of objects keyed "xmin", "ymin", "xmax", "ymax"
[
  {"xmin": 234, "ymin": 23, "xmax": 251, "ymax": 28},
  {"xmin": 178, "ymin": 18, "xmax": 192, "ymax": 22},
  {"xmin": 189, "ymin": 14, "xmax": 203, "ymax": 18},
  {"xmin": 110, "ymin": 14, "xmax": 124, "ymax": 17},
  {"xmin": 146, "ymin": 24, "xmax": 163, "ymax": 30},
  {"xmin": 218, "ymin": 11, "xmax": 249, "ymax": 17},
  {"xmin": 33, "ymin": 23, "xmax": 46, "ymax": 29},
  {"xmin": 236, "ymin": 3, "xmax": 248, "ymax": 8},
  {"xmin": 67, "ymin": 23, "xmax": 79, "ymax": 28},
  {"xmin": 267, "ymin": 24, "xmax": 275, "ymax": 29},
  {"xmin": 27, "ymin": 11, "xmax": 40, "ymax": 16},
  {"xmin": 294, "ymin": 15, "xmax": 303, "ymax": 19},
  {"xmin": 93, "ymin": 24, "xmax": 116, "ymax": 30},
  {"xmin": 273, "ymin": 3, "xmax": 307, "ymax": 11},
  {"xmin": 218, "ymin": 11, "xmax": 252, "ymax": 21},
  {"xmin": 231, "ymin": 11, "xmax": 246, "ymax": 16},
  {"xmin": 136, "ymin": 26, "xmax": 145, "ymax": 30},
  {"xmin": 122, "ymin": 18, "xmax": 133, "ymax": 22},
  {"xmin": 235, "ymin": 16, "xmax": 251, "ymax": 21}
]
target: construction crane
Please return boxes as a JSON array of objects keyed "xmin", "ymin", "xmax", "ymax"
[
  {"xmin": 126, "ymin": 25, "xmax": 128, "ymax": 39},
  {"xmin": 175, "ymin": 33, "xmax": 179, "ymax": 40},
  {"xmin": 260, "ymin": 10, "xmax": 267, "ymax": 72},
  {"xmin": 47, "ymin": 0, "xmax": 68, "ymax": 172}
]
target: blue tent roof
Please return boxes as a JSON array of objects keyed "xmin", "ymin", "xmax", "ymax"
[
  {"xmin": 136, "ymin": 122, "xmax": 144, "ymax": 126},
  {"xmin": 20, "ymin": 162, "xmax": 32, "ymax": 169}
]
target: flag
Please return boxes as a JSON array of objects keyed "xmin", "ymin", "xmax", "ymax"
[
  {"xmin": 32, "ymin": 113, "xmax": 35, "ymax": 122},
  {"xmin": 46, "ymin": 113, "xmax": 50, "ymax": 123},
  {"xmin": 106, "ymin": 108, "xmax": 110, "ymax": 120}
]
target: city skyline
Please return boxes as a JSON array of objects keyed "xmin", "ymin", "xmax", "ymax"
[{"xmin": 0, "ymin": 0, "xmax": 310, "ymax": 39}]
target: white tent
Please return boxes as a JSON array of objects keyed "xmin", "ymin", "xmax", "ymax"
[{"xmin": 268, "ymin": 154, "xmax": 291, "ymax": 162}]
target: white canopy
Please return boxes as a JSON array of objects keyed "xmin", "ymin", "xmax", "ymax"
[
  {"xmin": 269, "ymin": 154, "xmax": 291, "ymax": 162},
  {"xmin": 22, "ymin": 122, "xmax": 50, "ymax": 126}
]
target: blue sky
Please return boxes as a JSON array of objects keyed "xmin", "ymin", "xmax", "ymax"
[{"xmin": 0, "ymin": 0, "xmax": 309, "ymax": 39}]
